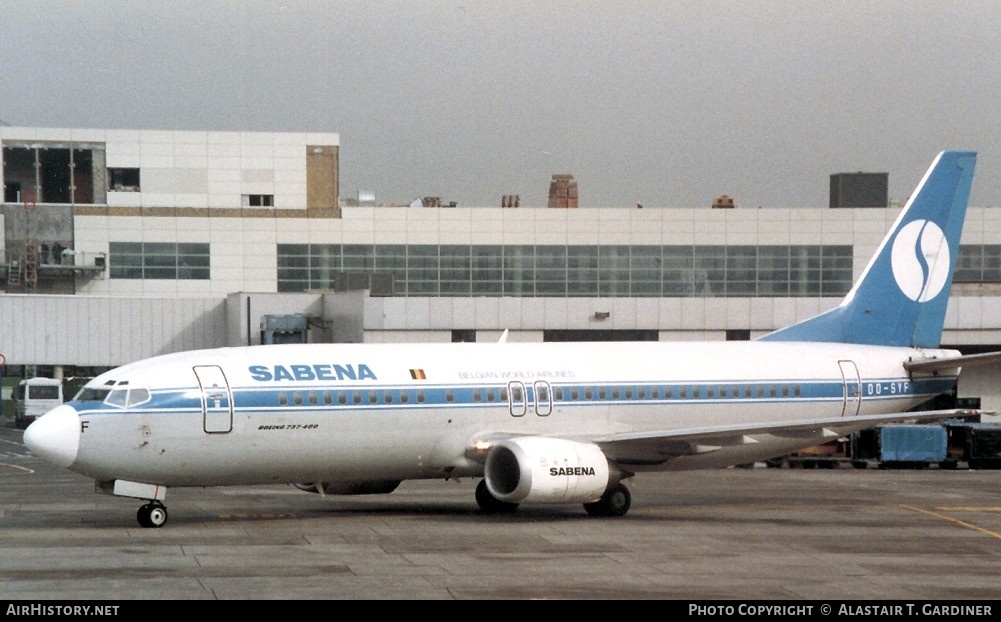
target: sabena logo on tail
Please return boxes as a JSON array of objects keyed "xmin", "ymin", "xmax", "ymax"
[
  {"xmin": 761, "ymin": 151, "xmax": 977, "ymax": 348},
  {"xmin": 890, "ymin": 219, "xmax": 950, "ymax": 303}
]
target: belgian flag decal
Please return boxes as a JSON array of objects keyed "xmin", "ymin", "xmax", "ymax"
[{"xmin": 409, "ymin": 369, "xmax": 426, "ymax": 380}]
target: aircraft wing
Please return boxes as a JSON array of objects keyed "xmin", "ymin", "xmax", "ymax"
[{"xmin": 589, "ymin": 409, "xmax": 983, "ymax": 466}]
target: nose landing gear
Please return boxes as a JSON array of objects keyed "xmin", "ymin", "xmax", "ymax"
[{"xmin": 137, "ymin": 500, "xmax": 168, "ymax": 528}]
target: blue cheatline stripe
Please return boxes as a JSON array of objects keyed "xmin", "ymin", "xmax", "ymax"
[{"xmin": 68, "ymin": 376, "xmax": 955, "ymax": 415}]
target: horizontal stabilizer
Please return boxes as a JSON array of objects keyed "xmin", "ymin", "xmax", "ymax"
[{"xmin": 904, "ymin": 350, "xmax": 1001, "ymax": 373}]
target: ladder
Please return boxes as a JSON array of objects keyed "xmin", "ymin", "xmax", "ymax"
[{"xmin": 7, "ymin": 255, "xmax": 20, "ymax": 286}]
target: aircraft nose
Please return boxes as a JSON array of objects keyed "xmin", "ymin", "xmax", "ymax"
[{"xmin": 23, "ymin": 404, "xmax": 81, "ymax": 468}]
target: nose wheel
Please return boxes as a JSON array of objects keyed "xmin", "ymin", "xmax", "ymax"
[{"xmin": 137, "ymin": 501, "xmax": 168, "ymax": 528}]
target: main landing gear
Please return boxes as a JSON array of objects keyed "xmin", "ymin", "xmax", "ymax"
[
  {"xmin": 583, "ymin": 483, "xmax": 631, "ymax": 517},
  {"xmin": 474, "ymin": 479, "xmax": 632, "ymax": 517},
  {"xmin": 137, "ymin": 500, "xmax": 168, "ymax": 528}
]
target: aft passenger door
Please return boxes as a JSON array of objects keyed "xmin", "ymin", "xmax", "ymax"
[
  {"xmin": 838, "ymin": 360, "xmax": 861, "ymax": 417},
  {"xmin": 193, "ymin": 365, "xmax": 233, "ymax": 433}
]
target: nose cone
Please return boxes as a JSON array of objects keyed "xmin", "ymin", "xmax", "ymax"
[{"xmin": 24, "ymin": 404, "xmax": 81, "ymax": 468}]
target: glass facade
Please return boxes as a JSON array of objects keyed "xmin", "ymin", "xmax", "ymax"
[
  {"xmin": 956, "ymin": 245, "xmax": 1001, "ymax": 282},
  {"xmin": 105, "ymin": 241, "xmax": 1001, "ymax": 291},
  {"xmin": 276, "ymin": 244, "xmax": 855, "ymax": 296},
  {"xmin": 109, "ymin": 242, "xmax": 210, "ymax": 280}
]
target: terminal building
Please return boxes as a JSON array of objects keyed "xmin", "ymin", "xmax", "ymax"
[{"xmin": 2, "ymin": 126, "xmax": 1000, "ymax": 413}]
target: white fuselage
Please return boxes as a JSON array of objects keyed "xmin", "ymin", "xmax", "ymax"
[{"xmin": 47, "ymin": 340, "xmax": 956, "ymax": 487}]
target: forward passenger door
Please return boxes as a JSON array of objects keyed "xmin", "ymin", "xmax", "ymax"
[{"xmin": 193, "ymin": 365, "xmax": 234, "ymax": 433}]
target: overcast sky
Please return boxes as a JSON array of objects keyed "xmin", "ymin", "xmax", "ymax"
[{"xmin": 2, "ymin": 1, "xmax": 1000, "ymax": 208}]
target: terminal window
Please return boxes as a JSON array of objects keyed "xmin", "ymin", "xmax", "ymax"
[
  {"xmin": 109, "ymin": 242, "xmax": 210, "ymax": 280},
  {"xmin": 243, "ymin": 194, "xmax": 274, "ymax": 207},
  {"xmin": 108, "ymin": 168, "xmax": 140, "ymax": 192},
  {"xmin": 276, "ymin": 243, "xmax": 855, "ymax": 297}
]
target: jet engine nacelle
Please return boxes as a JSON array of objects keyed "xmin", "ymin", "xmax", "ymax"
[
  {"xmin": 294, "ymin": 480, "xmax": 401, "ymax": 495},
  {"xmin": 484, "ymin": 437, "xmax": 610, "ymax": 504}
]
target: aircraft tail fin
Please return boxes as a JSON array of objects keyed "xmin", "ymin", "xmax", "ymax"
[{"xmin": 760, "ymin": 151, "xmax": 977, "ymax": 348}]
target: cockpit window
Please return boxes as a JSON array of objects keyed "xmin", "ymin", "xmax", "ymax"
[
  {"xmin": 75, "ymin": 387, "xmax": 112, "ymax": 402},
  {"xmin": 127, "ymin": 388, "xmax": 152, "ymax": 407},
  {"xmin": 97, "ymin": 387, "xmax": 151, "ymax": 408},
  {"xmin": 105, "ymin": 389, "xmax": 129, "ymax": 408}
]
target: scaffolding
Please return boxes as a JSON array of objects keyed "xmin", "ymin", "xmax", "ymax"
[{"xmin": 22, "ymin": 239, "xmax": 39, "ymax": 289}]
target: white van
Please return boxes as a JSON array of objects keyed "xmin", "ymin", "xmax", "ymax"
[{"xmin": 14, "ymin": 378, "xmax": 63, "ymax": 429}]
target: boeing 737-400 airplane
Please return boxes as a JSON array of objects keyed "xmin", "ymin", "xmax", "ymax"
[{"xmin": 25, "ymin": 151, "xmax": 994, "ymax": 527}]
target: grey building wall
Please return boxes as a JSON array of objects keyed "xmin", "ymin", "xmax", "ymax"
[{"xmin": 0, "ymin": 294, "xmax": 227, "ymax": 366}]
